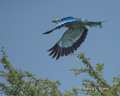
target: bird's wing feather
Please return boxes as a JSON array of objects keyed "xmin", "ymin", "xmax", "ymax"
[
  {"xmin": 48, "ymin": 27, "xmax": 88, "ymax": 60},
  {"xmin": 42, "ymin": 27, "xmax": 57, "ymax": 34}
]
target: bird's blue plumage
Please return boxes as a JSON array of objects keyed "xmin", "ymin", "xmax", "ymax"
[
  {"xmin": 56, "ymin": 17, "xmax": 81, "ymax": 29},
  {"xmin": 43, "ymin": 16, "xmax": 103, "ymax": 60}
]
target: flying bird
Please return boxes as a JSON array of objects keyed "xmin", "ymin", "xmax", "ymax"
[{"xmin": 43, "ymin": 16, "xmax": 103, "ymax": 60}]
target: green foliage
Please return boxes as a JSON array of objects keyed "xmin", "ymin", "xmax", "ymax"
[
  {"xmin": 0, "ymin": 47, "xmax": 62, "ymax": 96},
  {"xmin": 70, "ymin": 53, "xmax": 120, "ymax": 96},
  {"xmin": 0, "ymin": 48, "xmax": 120, "ymax": 96}
]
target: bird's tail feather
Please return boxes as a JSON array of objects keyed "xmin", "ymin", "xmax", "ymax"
[
  {"xmin": 88, "ymin": 22, "xmax": 102, "ymax": 28},
  {"xmin": 84, "ymin": 20, "xmax": 108, "ymax": 28}
]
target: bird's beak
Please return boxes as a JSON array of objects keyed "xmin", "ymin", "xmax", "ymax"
[
  {"xmin": 52, "ymin": 19, "xmax": 61, "ymax": 24},
  {"xmin": 52, "ymin": 20, "xmax": 57, "ymax": 23}
]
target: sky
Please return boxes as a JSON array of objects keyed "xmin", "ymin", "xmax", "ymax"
[{"xmin": 0, "ymin": 0, "xmax": 120, "ymax": 96}]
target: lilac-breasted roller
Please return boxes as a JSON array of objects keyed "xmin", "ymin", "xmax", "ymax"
[{"xmin": 43, "ymin": 16, "xmax": 103, "ymax": 60}]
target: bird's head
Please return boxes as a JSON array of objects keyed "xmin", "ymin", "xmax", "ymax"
[{"xmin": 52, "ymin": 19, "xmax": 61, "ymax": 24}]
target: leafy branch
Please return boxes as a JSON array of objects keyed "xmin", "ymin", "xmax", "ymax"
[
  {"xmin": 0, "ymin": 48, "xmax": 120, "ymax": 96},
  {"xmin": 70, "ymin": 53, "xmax": 120, "ymax": 96}
]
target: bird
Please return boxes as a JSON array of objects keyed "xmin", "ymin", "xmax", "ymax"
[{"xmin": 43, "ymin": 16, "xmax": 103, "ymax": 60}]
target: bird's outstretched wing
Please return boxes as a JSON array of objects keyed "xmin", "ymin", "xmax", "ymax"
[
  {"xmin": 42, "ymin": 27, "xmax": 58, "ymax": 34},
  {"xmin": 42, "ymin": 17, "xmax": 82, "ymax": 34},
  {"xmin": 48, "ymin": 27, "xmax": 88, "ymax": 60}
]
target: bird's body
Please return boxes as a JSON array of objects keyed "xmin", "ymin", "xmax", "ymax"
[{"xmin": 43, "ymin": 16, "xmax": 103, "ymax": 60}]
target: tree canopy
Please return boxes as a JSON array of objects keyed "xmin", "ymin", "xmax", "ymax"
[{"xmin": 0, "ymin": 47, "xmax": 120, "ymax": 96}]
